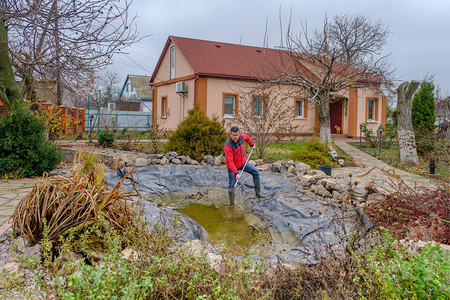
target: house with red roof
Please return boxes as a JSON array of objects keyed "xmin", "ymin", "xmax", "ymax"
[{"xmin": 150, "ymin": 36, "xmax": 386, "ymax": 137}]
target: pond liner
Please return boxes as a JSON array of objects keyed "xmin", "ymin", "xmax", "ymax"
[{"xmin": 105, "ymin": 164, "xmax": 373, "ymax": 264}]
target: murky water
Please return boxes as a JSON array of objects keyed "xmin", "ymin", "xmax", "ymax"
[{"xmin": 177, "ymin": 203, "xmax": 264, "ymax": 251}]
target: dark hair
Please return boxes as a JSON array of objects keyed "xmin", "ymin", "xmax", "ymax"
[{"xmin": 230, "ymin": 126, "xmax": 240, "ymax": 133}]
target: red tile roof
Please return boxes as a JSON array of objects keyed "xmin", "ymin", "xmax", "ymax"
[{"xmin": 150, "ymin": 36, "xmax": 318, "ymax": 83}]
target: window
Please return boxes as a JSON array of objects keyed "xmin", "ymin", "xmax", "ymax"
[
  {"xmin": 170, "ymin": 46, "xmax": 175, "ymax": 79},
  {"xmin": 295, "ymin": 98, "xmax": 305, "ymax": 118},
  {"xmin": 253, "ymin": 95, "xmax": 264, "ymax": 117},
  {"xmin": 161, "ymin": 96, "xmax": 168, "ymax": 118},
  {"xmin": 367, "ymin": 98, "xmax": 377, "ymax": 121},
  {"xmin": 223, "ymin": 93, "xmax": 238, "ymax": 117}
]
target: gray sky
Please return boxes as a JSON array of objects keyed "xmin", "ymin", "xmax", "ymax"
[{"xmin": 111, "ymin": 0, "xmax": 450, "ymax": 94}]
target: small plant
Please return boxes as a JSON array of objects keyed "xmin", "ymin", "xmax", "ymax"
[
  {"xmin": 165, "ymin": 104, "xmax": 227, "ymax": 161},
  {"xmin": 360, "ymin": 122, "xmax": 378, "ymax": 148},
  {"xmin": 98, "ymin": 132, "xmax": 114, "ymax": 147},
  {"xmin": 289, "ymin": 139, "xmax": 335, "ymax": 168}
]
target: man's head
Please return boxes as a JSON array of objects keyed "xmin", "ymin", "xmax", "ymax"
[{"xmin": 229, "ymin": 126, "xmax": 240, "ymax": 142}]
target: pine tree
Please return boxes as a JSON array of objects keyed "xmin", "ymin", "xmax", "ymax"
[
  {"xmin": 166, "ymin": 104, "xmax": 228, "ymax": 161},
  {"xmin": 412, "ymin": 81, "xmax": 436, "ymax": 132}
]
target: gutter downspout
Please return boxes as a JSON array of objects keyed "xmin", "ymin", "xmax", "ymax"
[{"xmin": 194, "ymin": 74, "xmax": 199, "ymax": 106}]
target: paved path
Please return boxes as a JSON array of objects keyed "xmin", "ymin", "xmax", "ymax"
[
  {"xmin": 334, "ymin": 141, "xmax": 436, "ymax": 191},
  {"xmin": 0, "ymin": 179, "xmax": 37, "ymax": 228}
]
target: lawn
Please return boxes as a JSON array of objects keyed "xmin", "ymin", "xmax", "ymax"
[{"xmin": 264, "ymin": 141, "xmax": 351, "ymax": 163}]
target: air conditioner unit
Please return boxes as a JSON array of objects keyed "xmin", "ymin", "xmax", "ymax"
[{"xmin": 176, "ymin": 81, "xmax": 187, "ymax": 93}]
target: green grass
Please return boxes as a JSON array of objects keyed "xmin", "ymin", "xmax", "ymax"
[{"xmin": 265, "ymin": 142, "xmax": 309, "ymax": 161}]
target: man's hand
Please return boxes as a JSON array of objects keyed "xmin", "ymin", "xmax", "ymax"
[
  {"xmin": 251, "ymin": 144, "xmax": 256, "ymax": 149},
  {"xmin": 236, "ymin": 173, "xmax": 241, "ymax": 181}
]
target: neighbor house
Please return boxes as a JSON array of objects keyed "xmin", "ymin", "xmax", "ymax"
[
  {"xmin": 116, "ymin": 74, "xmax": 152, "ymax": 112},
  {"xmin": 150, "ymin": 36, "xmax": 386, "ymax": 137}
]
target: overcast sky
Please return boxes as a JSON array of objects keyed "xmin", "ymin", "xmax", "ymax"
[{"xmin": 110, "ymin": 0, "xmax": 450, "ymax": 94}]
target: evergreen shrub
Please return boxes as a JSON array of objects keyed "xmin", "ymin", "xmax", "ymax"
[
  {"xmin": 98, "ymin": 132, "xmax": 114, "ymax": 147},
  {"xmin": 289, "ymin": 140, "xmax": 335, "ymax": 168},
  {"xmin": 0, "ymin": 108, "xmax": 63, "ymax": 178},
  {"xmin": 165, "ymin": 104, "xmax": 227, "ymax": 161}
]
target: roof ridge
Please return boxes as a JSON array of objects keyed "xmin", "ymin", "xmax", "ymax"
[{"xmin": 169, "ymin": 35, "xmax": 275, "ymax": 52}]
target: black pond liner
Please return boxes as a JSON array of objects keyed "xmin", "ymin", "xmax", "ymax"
[{"xmin": 104, "ymin": 164, "xmax": 373, "ymax": 264}]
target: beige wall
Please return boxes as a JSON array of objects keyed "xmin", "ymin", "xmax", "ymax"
[
  {"xmin": 154, "ymin": 41, "xmax": 194, "ymax": 82},
  {"xmin": 155, "ymin": 79, "xmax": 195, "ymax": 130},
  {"xmin": 356, "ymin": 87, "xmax": 384, "ymax": 135},
  {"xmin": 206, "ymin": 77, "xmax": 316, "ymax": 132}
]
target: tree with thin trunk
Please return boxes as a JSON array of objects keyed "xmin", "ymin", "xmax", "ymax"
[
  {"xmin": 261, "ymin": 14, "xmax": 391, "ymax": 142},
  {"xmin": 231, "ymin": 86, "xmax": 293, "ymax": 159},
  {"xmin": 396, "ymin": 81, "xmax": 420, "ymax": 165},
  {"xmin": 5, "ymin": 0, "xmax": 139, "ymax": 105},
  {"xmin": 0, "ymin": 13, "xmax": 22, "ymax": 110}
]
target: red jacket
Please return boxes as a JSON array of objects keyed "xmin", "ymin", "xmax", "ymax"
[{"xmin": 224, "ymin": 134, "xmax": 254, "ymax": 174}]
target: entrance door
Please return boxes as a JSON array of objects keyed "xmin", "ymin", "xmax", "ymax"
[{"xmin": 330, "ymin": 99, "xmax": 343, "ymax": 134}]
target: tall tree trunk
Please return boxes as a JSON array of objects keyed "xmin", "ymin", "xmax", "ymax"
[
  {"xmin": 316, "ymin": 91, "xmax": 332, "ymax": 144},
  {"xmin": 53, "ymin": 0, "xmax": 63, "ymax": 105},
  {"xmin": 0, "ymin": 16, "xmax": 23, "ymax": 109},
  {"xmin": 397, "ymin": 81, "xmax": 420, "ymax": 165}
]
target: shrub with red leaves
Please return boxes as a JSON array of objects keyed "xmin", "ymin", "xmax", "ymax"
[{"xmin": 364, "ymin": 186, "xmax": 450, "ymax": 245}]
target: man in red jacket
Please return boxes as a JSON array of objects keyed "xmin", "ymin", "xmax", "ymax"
[{"xmin": 224, "ymin": 126, "xmax": 263, "ymax": 206}]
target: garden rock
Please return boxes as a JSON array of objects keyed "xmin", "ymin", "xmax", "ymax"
[
  {"xmin": 365, "ymin": 181, "xmax": 380, "ymax": 194},
  {"xmin": 23, "ymin": 244, "xmax": 41, "ymax": 260},
  {"xmin": 249, "ymin": 160, "xmax": 256, "ymax": 166},
  {"xmin": 184, "ymin": 239, "xmax": 204, "ymax": 258},
  {"xmin": 270, "ymin": 161, "xmax": 283, "ymax": 173},
  {"xmin": 135, "ymin": 158, "xmax": 147, "ymax": 167},
  {"xmin": 165, "ymin": 152, "xmax": 178, "ymax": 160},
  {"xmin": 171, "ymin": 158, "xmax": 182, "ymax": 165},
  {"xmin": 110, "ymin": 157, "xmax": 125, "ymax": 170},
  {"xmin": 332, "ymin": 191, "xmax": 342, "ymax": 200},
  {"xmin": 148, "ymin": 154, "xmax": 164, "ymax": 160},
  {"xmin": 179, "ymin": 156, "xmax": 188, "ymax": 164},
  {"xmin": 366, "ymin": 193, "xmax": 385, "ymax": 204},
  {"xmin": 286, "ymin": 160, "xmax": 295, "ymax": 169},
  {"xmin": 190, "ymin": 159, "xmax": 200, "ymax": 165},
  {"xmin": 293, "ymin": 162, "xmax": 311, "ymax": 176},
  {"xmin": 350, "ymin": 156, "xmax": 365, "ymax": 167},
  {"xmin": 406, "ymin": 226, "xmax": 433, "ymax": 242},
  {"xmin": 351, "ymin": 185, "xmax": 368, "ymax": 199},
  {"xmin": 205, "ymin": 252, "xmax": 223, "ymax": 273},
  {"xmin": 300, "ymin": 175, "xmax": 314, "ymax": 187},
  {"xmin": 287, "ymin": 165, "xmax": 295, "ymax": 174},
  {"xmin": 319, "ymin": 178, "xmax": 338, "ymax": 191},
  {"xmin": 204, "ymin": 155, "xmax": 215, "ymax": 166},
  {"xmin": 254, "ymin": 159, "xmax": 263, "ymax": 166},
  {"xmin": 121, "ymin": 248, "xmax": 138, "ymax": 261},
  {"xmin": 397, "ymin": 239, "xmax": 450, "ymax": 256},
  {"xmin": 160, "ymin": 157, "xmax": 169, "ymax": 165},
  {"xmin": 215, "ymin": 156, "xmax": 223, "ymax": 166},
  {"xmin": 16, "ymin": 237, "xmax": 32, "ymax": 252},
  {"xmin": 314, "ymin": 184, "xmax": 332, "ymax": 198},
  {"xmin": 0, "ymin": 262, "xmax": 24, "ymax": 285},
  {"xmin": 151, "ymin": 158, "xmax": 162, "ymax": 165}
]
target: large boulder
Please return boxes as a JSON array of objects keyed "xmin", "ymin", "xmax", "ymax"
[
  {"xmin": 204, "ymin": 155, "xmax": 215, "ymax": 166},
  {"xmin": 351, "ymin": 185, "xmax": 368, "ymax": 199},
  {"xmin": 171, "ymin": 158, "xmax": 182, "ymax": 165},
  {"xmin": 270, "ymin": 161, "xmax": 283, "ymax": 173},
  {"xmin": 350, "ymin": 156, "xmax": 365, "ymax": 167},
  {"xmin": 110, "ymin": 156, "xmax": 125, "ymax": 170}
]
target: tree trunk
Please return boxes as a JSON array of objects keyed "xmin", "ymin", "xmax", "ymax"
[
  {"xmin": 316, "ymin": 94, "xmax": 332, "ymax": 144},
  {"xmin": 0, "ymin": 16, "xmax": 23, "ymax": 109},
  {"xmin": 397, "ymin": 81, "xmax": 420, "ymax": 165}
]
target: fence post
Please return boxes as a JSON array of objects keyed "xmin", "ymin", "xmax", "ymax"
[{"xmin": 97, "ymin": 90, "xmax": 101, "ymax": 137}]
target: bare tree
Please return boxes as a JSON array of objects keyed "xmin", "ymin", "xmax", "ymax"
[
  {"xmin": 232, "ymin": 85, "xmax": 293, "ymax": 159},
  {"xmin": 260, "ymin": 14, "xmax": 392, "ymax": 142},
  {"xmin": 4, "ymin": 0, "xmax": 139, "ymax": 105},
  {"xmin": 396, "ymin": 81, "xmax": 420, "ymax": 165}
]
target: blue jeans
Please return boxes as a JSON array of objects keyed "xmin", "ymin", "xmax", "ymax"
[{"xmin": 228, "ymin": 163, "xmax": 259, "ymax": 192}]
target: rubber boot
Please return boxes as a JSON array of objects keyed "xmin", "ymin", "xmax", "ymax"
[
  {"xmin": 253, "ymin": 178, "xmax": 265, "ymax": 199},
  {"xmin": 228, "ymin": 191, "xmax": 235, "ymax": 206}
]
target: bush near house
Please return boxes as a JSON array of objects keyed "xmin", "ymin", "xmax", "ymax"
[
  {"xmin": 165, "ymin": 104, "xmax": 228, "ymax": 161},
  {"xmin": 289, "ymin": 139, "xmax": 335, "ymax": 168},
  {"xmin": 0, "ymin": 108, "xmax": 63, "ymax": 178},
  {"xmin": 98, "ymin": 132, "xmax": 115, "ymax": 147}
]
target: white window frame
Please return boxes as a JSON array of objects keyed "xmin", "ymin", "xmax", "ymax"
[
  {"xmin": 253, "ymin": 95, "xmax": 264, "ymax": 118},
  {"xmin": 367, "ymin": 98, "xmax": 376, "ymax": 121},
  {"xmin": 295, "ymin": 99, "xmax": 305, "ymax": 119},
  {"xmin": 223, "ymin": 94, "xmax": 236, "ymax": 118},
  {"xmin": 170, "ymin": 46, "xmax": 175, "ymax": 79}
]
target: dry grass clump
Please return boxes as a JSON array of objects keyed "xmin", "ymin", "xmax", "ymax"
[{"xmin": 11, "ymin": 149, "xmax": 138, "ymax": 243}]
